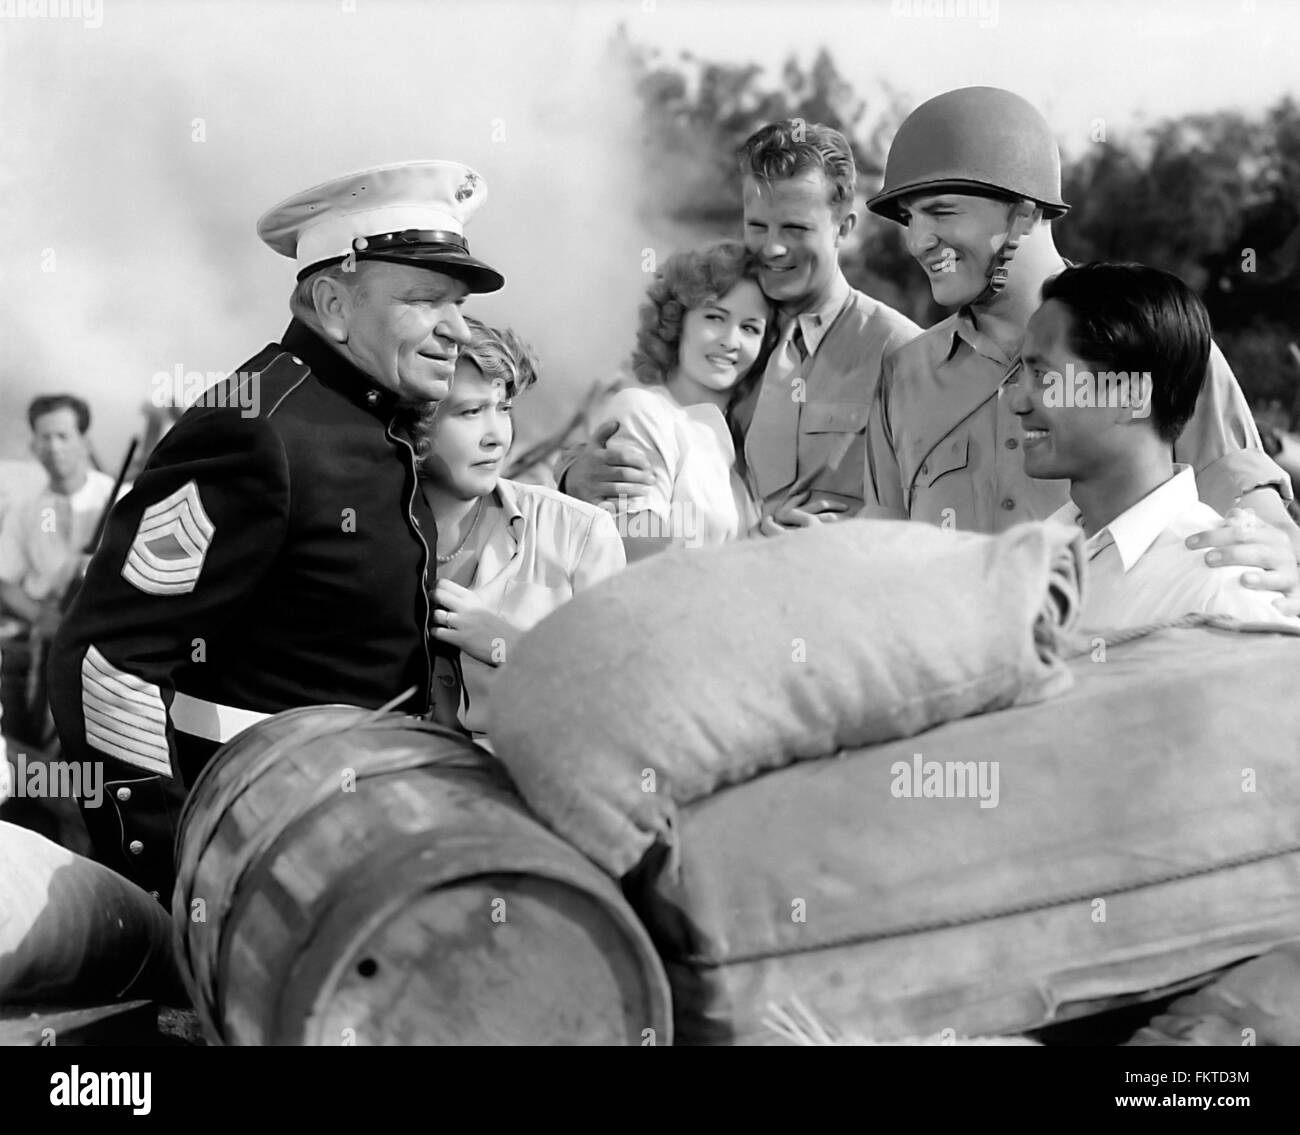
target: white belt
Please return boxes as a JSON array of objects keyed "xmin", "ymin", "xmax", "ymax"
[{"xmin": 170, "ymin": 691, "xmax": 272, "ymax": 743}]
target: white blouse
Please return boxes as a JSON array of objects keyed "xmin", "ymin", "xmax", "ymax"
[
  {"xmin": 601, "ymin": 384, "xmax": 758, "ymax": 548},
  {"xmin": 452, "ymin": 478, "xmax": 626, "ymax": 745}
]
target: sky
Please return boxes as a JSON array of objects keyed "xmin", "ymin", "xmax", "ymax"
[
  {"xmin": 630, "ymin": 0, "xmax": 1296, "ymax": 155},
  {"xmin": 1, "ymin": 0, "xmax": 1297, "ymax": 467}
]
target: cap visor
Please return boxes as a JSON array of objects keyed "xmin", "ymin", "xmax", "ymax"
[{"xmin": 360, "ymin": 248, "xmax": 506, "ymax": 293}]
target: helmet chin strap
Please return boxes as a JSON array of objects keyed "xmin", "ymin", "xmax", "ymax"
[{"xmin": 971, "ymin": 199, "xmax": 1038, "ymax": 308}]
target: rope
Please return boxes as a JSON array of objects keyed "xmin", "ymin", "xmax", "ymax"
[{"xmin": 1059, "ymin": 609, "xmax": 1300, "ymax": 660}]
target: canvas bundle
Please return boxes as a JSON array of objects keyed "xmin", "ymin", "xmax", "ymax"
[{"xmin": 490, "ymin": 518, "xmax": 1084, "ymax": 876}]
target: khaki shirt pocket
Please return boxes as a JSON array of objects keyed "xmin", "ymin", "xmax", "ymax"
[
  {"xmin": 797, "ymin": 401, "xmax": 871, "ymax": 505},
  {"xmin": 908, "ymin": 435, "xmax": 975, "ymax": 528}
]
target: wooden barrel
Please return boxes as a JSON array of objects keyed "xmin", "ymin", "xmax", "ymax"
[{"xmin": 172, "ymin": 707, "xmax": 672, "ymax": 1045}]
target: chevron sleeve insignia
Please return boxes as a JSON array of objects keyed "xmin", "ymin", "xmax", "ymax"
[
  {"xmin": 81, "ymin": 646, "xmax": 172, "ymax": 776},
  {"xmin": 121, "ymin": 480, "xmax": 215, "ymax": 596}
]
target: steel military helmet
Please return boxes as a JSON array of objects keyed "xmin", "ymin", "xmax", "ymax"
[{"xmin": 867, "ymin": 87, "xmax": 1070, "ymax": 223}]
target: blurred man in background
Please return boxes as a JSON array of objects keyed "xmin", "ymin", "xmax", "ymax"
[
  {"xmin": 0, "ymin": 395, "xmax": 114, "ymax": 636},
  {"xmin": 0, "ymin": 395, "xmax": 116, "ymax": 746}
]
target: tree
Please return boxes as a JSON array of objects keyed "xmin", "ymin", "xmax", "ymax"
[
  {"xmin": 616, "ymin": 26, "xmax": 929, "ymax": 316},
  {"xmin": 1062, "ymin": 98, "xmax": 1300, "ymax": 424},
  {"xmin": 621, "ymin": 30, "xmax": 1300, "ymax": 426}
]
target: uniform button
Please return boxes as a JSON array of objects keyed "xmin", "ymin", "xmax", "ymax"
[
  {"xmin": 1005, "ymin": 438, "xmax": 1018, "ymax": 449},
  {"xmin": 128, "ymin": 839, "xmax": 144, "ymax": 855},
  {"xmin": 438, "ymin": 675, "xmax": 456, "ymax": 688},
  {"xmin": 1001, "ymin": 498, "xmax": 1016, "ymax": 511},
  {"xmin": 366, "ymin": 390, "xmax": 381, "ymax": 405},
  {"xmin": 291, "ymin": 355, "xmax": 303, "ymax": 366},
  {"xmin": 116, "ymin": 786, "xmax": 132, "ymax": 803}
]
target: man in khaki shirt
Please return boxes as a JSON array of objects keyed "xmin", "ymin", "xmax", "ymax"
[
  {"xmin": 862, "ymin": 86, "xmax": 1300, "ymax": 609},
  {"xmin": 868, "ymin": 318, "xmax": 1281, "ymax": 535},
  {"xmin": 564, "ymin": 120, "xmax": 920, "ymax": 531}
]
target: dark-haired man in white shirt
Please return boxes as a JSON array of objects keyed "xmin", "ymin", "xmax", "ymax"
[{"xmin": 1013, "ymin": 262, "xmax": 1299, "ymax": 629}]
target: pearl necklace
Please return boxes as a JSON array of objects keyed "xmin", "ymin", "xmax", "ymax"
[{"xmin": 435, "ymin": 497, "xmax": 484, "ymax": 564}]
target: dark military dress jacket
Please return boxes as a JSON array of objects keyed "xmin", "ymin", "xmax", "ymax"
[{"xmin": 48, "ymin": 319, "xmax": 455, "ymax": 898}]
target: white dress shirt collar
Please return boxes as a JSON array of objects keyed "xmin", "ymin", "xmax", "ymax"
[{"xmin": 1047, "ymin": 464, "xmax": 1199, "ymax": 573}]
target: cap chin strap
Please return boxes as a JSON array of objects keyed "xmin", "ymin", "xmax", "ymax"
[{"xmin": 972, "ymin": 200, "xmax": 1038, "ymax": 308}]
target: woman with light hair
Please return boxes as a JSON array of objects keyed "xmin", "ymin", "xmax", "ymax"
[
  {"xmin": 407, "ymin": 318, "xmax": 625, "ymax": 748},
  {"xmin": 601, "ymin": 240, "xmax": 777, "ymax": 560}
]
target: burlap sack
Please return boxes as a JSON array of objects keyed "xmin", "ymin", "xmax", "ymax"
[
  {"xmin": 626, "ymin": 623, "xmax": 1300, "ymax": 1044},
  {"xmin": 490, "ymin": 518, "xmax": 1083, "ymax": 876}
]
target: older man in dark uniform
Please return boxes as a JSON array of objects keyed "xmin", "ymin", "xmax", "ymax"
[{"xmin": 48, "ymin": 160, "xmax": 504, "ymax": 900}]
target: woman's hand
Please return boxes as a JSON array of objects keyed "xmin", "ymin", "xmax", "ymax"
[
  {"xmin": 432, "ymin": 579, "xmax": 521, "ymax": 666},
  {"xmin": 754, "ymin": 491, "xmax": 849, "ymax": 537}
]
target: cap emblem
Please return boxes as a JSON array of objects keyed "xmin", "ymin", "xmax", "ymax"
[{"xmin": 455, "ymin": 172, "xmax": 480, "ymax": 203}]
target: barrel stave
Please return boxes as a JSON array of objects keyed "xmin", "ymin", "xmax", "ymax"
[{"xmin": 176, "ymin": 713, "xmax": 673, "ymax": 1045}]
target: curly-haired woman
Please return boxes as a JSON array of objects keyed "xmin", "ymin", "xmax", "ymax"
[{"xmin": 602, "ymin": 241, "xmax": 778, "ymax": 560}]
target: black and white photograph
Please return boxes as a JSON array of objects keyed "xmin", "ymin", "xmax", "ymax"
[{"xmin": 0, "ymin": 0, "xmax": 1296, "ymax": 1095}]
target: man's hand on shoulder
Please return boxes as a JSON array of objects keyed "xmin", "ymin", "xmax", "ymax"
[
  {"xmin": 562, "ymin": 419, "xmax": 655, "ymax": 507},
  {"xmin": 1187, "ymin": 504, "xmax": 1300, "ymax": 617}
]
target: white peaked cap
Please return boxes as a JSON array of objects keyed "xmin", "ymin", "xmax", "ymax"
[{"xmin": 256, "ymin": 160, "xmax": 504, "ymax": 292}]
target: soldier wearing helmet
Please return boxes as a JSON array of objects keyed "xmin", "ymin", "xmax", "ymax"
[{"xmin": 862, "ymin": 87, "xmax": 1300, "ymax": 609}]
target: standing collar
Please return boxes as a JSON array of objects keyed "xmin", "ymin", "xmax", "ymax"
[
  {"xmin": 280, "ymin": 319, "xmax": 403, "ymax": 418},
  {"xmin": 1048, "ymin": 464, "xmax": 1199, "ymax": 572},
  {"xmin": 786, "ymin": 271, "xmax": 852, "ymax": 358}
]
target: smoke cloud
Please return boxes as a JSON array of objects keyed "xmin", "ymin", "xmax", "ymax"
[{"xmin": 0, "ymin": 0, "xmax": 655, "ymax": 471}]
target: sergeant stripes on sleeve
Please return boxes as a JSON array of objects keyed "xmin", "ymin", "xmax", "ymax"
[
  {"xmin": 121, "ymin": 480, "xmax": 215, "ymax": 597},
  {"xmin": 81, "ymin": 645, "xmax": 173, "ymax": 777}
]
